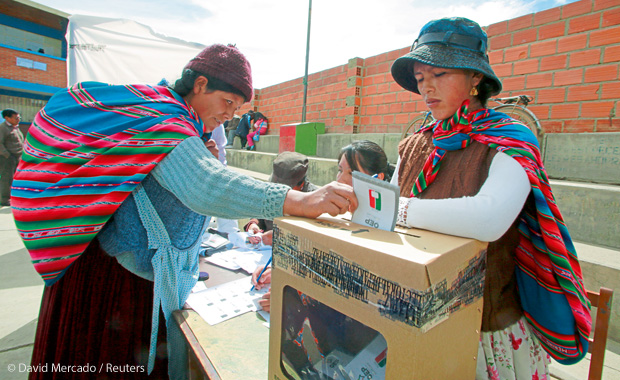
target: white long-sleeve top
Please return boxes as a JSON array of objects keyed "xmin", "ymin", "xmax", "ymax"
[{"xmin": 391, "ymin": 151, "xmax": 531, "ymax": 242}]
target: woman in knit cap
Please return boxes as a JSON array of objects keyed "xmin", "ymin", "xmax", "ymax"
[
  {"xmin": 390, "ymin": 17, "xmax": 590, "ymax": 379},
  {"xmin": 14, "ymin": 44, "xmax": 357, "ymax": 380}
]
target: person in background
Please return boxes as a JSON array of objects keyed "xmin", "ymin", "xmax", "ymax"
[
  {"xmin": 389, "ymin": 16, "xmax": 590, "ymax": 379},
  {"xmin": 234, "ymin": 109, "xmax": 254, "ymax": 148},
  {"xmin": 245, "ymin": 151, "xmax": 317, "ymax": 246},
  {"xmin": 209, "ymin": 123, "xmax": 228, "ymax": 164},
  {"xmin": 336, "ymin": 140, "xmax": 394, "ymax": 186},
  {"xmin": 224, "ymin": 114, "xmax": 241, "ymax": 148},
  {"xmin": 246, "ymin": 114, "xmax": 268, "ymax": 151},
  {"xmin": 0, "ymin": 108, "xmax": 24, "ymax": 206},
  {"xmin": 14, "ymin": 44, "xmax": 357, "ymax": 380}
]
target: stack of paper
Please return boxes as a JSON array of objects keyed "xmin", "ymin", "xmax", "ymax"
[{"xmin": 186, "ymin": 276, "xmax": 269, "ymax": 325}]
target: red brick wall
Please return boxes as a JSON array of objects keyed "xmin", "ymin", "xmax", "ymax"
[
  {"xmin": 0, "ymin": 46, "xmax": 66, "ymax": 88},
  {"xmin": 252, "ymin": 0, "xmax": 619, "ymax": 135}
]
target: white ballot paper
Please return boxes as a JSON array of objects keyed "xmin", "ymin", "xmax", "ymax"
[
  {"xmin": 186, "ymin": 276, "xmax": 269, "ymax": 325},
  {"xmin": 206, "ymin": 247, "xmax": 272, "ymax": 273},
  {"xmin": 351, "ymin": 171, "xmax": 399, "ymax": 232}
]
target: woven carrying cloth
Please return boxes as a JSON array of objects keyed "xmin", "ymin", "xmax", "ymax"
[
  {"xmin": 410, "ymin": 100, "xmax": 591, "ymax": 364},
  {"xmin": 11, "ymin": 82, "xmax": 204, "ymax": 286}
]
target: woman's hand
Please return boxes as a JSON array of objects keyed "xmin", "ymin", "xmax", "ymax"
[
  {"xmin": 257, "ymin": 290, "xmax": 271, "ymax": 313},
  {"xmin": 260, "ymin": 230, "xmax": 273, "ymax": 246},
  {"xmin": 251, "ymin": 265, "xmax": 272, "ymax": 290},
  {"xmin": 283, "ymin": 181, "xmax": 358, "ymax": 218},
  {"xmin": 251, "ymin": 265, "xmax": 272, "ymax": 313},
  {"xmin": 246, "ymin": 222, "xmax": 262, "ymax": 235},
  {"xmin": 247, "ymin": 235, "xmax": 261, "ymax": 245},
  {"xmin": 204, "ymin": 138, "xmax": 219, "ymax": 158}
]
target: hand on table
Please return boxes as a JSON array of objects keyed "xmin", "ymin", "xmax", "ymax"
[
  {"xmin": 246, "ymin": 222, "xmax": 262, "ymax": 235},
  {"xmin": 257, "ymin": 291, "xmax": 271, "ymax": 313},
  {"xmin": 252, "ymin": 265, "xmax": 272, "ymax": 313},
  {"xmin": 247, "ymin": 230, "xmax": 272, "ymax": 246}
]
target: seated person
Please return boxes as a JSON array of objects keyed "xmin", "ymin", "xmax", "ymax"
[
  {"xmin": 245, "ymin": 151, "xmax": 317, "ymax": 246},
  {"xmin": 233, "ymin": 110, "xmax": 253, "ymax": 148},
  {"xmin": 336, "ymin": 140, "xmax": 394, "ymax": 186},
  {"xmin": 224, "ymin": 114, "xmax": 241, "ymax": 148},
  {"xmin": 246, "ymin": 115, "xmax": 268, "ymax": 151}
]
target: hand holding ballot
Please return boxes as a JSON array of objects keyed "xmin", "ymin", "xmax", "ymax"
[
  {"xmin": 284, "ymin": 181, "xmax": 358, "ymax": 218},
  {"xmin": 350, "ymin": 171, "xmax": 399, "ymax": 231}
]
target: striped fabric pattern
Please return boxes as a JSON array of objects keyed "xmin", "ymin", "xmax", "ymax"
[
  {"xmin": 411, "ymin": 100, "xmax": 591, "ymax": 364},
  {"xmin": 11, "ymin": 82, "xmax": 204, "ymax": 286}
]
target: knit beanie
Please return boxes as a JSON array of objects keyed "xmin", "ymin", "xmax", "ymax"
[{"xmin": 184, "ymin": 44, "xmax": 254, "ymax": 102}]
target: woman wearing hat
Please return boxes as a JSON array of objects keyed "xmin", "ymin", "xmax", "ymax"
[
  {"xmin": 390, "ymin": 17, "xmax": 591, "ymax": 379},
  {"xmin": 13, "ymin": 44, "xmax": 357, "ymax": 380}
]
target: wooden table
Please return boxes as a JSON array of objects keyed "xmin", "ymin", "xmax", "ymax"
[{"xmin": 173, "ymin": 256, "xmax": 270, "ymax": 380}]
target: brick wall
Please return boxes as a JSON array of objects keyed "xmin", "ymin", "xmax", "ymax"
[
  {"xmin": 0, "ymin": 46, "xmax": 66, "ymax": 88},
  {"xmin": 251, "ymin": 0, "xmax": 619, "ymax": 135}
]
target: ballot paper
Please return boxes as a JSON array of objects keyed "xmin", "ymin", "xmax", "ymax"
[
  {"xmin": 206, "ymin": 247, "xmax": 272, "ymax": 273},
  {"xmin": 186, "ymin": 276, "xmax": 269, "ymax": 325},
  {"xmin": 351, "ymin": 171, "xmax": 399, "ymax": 231},
  {"xmin": 227, "ymin": 231, "xmax": 270, "ymax": 250},
  {"xmin": 201, "ymin": 232, "xmax": 229, "ymax": 249}
]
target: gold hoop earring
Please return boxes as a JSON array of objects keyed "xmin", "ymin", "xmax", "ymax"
[{"xmin": 470, "ymin": 87, "xmax": 479, "ymax": 96}]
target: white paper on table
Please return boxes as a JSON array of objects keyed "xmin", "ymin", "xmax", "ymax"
[
  {"xmin": 228, "ymin": 231, "xmax": 267, "ymax": 250},
  {"xmin": 186, "ymin": 276, "xmax": 269, "ymax": 325},
  {"xmin": 191, "ymin": 281, "xmax": 208, "ymax": 293},
  {"xmin": 235, "ymin": 248, "xmax": 272, "ymax": 273},
  {"xmin": 351, "ymin": 171, "xmax": 400, "ymax": 232},
  {"xmin": 201, "ymin": 232, "xmax": 229, "ymax": 249},
  {"xmin": 206, "ymin": 247, "xmax": 272, "ymax": 274},
  {"xmin": 205, "ymin": 251, "xmax": 242, "ymax": 270}
]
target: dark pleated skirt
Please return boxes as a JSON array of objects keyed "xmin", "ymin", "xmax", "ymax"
[{"xmin": 29, "ymin": 239, "xmax": 169, "ymax": 379}]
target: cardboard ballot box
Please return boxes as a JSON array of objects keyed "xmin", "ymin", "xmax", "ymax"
[{"xmin": 268, "ymin": 215, "xmax": 488, "ymax": 380}]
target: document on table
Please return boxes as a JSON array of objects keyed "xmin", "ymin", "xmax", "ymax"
[
  {"xmin": 186, "ymin": 276, "xmax": 269, "ymax": 325},
  {"xmin": 206, "ymin": 247, "xmax": 272, "ymax": 273},
  {"xmin": 351, "ymin": 171, "xmax": 400, "ymax": 232}
]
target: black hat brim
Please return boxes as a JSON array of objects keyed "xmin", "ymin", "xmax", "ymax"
[{"xmin": 391, "ymin": 43, "xmax": 502, "ymax": 96}]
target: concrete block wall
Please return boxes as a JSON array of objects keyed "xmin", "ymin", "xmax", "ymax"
[
  {"xmin": 544, "ymin": 132, "xmax": 620, "ymax": 185},
  {"xmin": 246, "ymin": 0, "xmax": 619, "ymax": 138},
  {"xmin": 316, "ymin": 133, "xmax": 400, "ymax": 164}
]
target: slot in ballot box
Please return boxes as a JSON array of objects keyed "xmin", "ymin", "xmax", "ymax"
[{"xmin": 268, "ymin": 215, "xmax": 488, "ymax": 380}]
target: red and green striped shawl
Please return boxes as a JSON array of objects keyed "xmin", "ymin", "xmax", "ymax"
[
  {"xmin": 411, "ymin": 101, "xmax": 592, "ymax": 364},
  {"xmin": 11, "ymin": 82, "xmax": 205, "ymax": 286}
]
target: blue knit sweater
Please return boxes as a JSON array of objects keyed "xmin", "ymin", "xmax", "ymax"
[{"xmin": 98, "ymin": 136, "xmax": 289, "ymax": 272}]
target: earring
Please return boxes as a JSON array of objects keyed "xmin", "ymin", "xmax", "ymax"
[{"xmin": 470, "ymin": 87, "xmax": 479, "ymax": 96}]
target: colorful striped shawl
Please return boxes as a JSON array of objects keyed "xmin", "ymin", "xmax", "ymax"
[
  {"xmin": 11, "ymin": 82, "xmax": 205, "ymax": 286},
  {"xmin": 411, "ymin": 101, "xmax": 591, "ymax": 364}
]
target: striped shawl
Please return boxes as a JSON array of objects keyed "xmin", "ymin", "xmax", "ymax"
[
  {"xmin": 411, "ymin": 101, "xmax": 591, "ymax": 364},
  {"xmin": 11, "ymin": 82, "xmax": 204, "ymax": 286}
]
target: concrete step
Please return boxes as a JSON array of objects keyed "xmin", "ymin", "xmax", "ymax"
[
  {"xmin": 551, "ymin": 180, "xmax": 620, "ymax": 250},
  {"xmin": 550, "ymin": 339, "xmax": 620, "ymax": 380}
]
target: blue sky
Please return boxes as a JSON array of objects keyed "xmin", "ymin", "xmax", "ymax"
[{"xmin": 34, "ymin": 0, "xmax": 577, "ymax": 88}]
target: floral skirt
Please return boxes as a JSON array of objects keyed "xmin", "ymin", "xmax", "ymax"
[{"xmin": 476, "ymin": 316, "xmax": 550, "ymax": 380}]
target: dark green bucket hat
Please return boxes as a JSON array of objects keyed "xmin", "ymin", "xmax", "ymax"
[{"xmin": 391, "ymin": 17, "xmax": 502, "ymax": 96}]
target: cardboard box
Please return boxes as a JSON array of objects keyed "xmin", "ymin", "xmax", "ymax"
[{"xmin": 268, "ymin": 215, "xmax": 488, "ymax": 380}]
